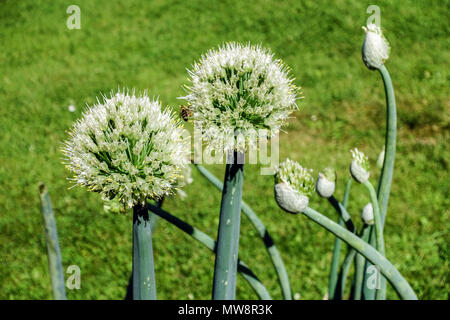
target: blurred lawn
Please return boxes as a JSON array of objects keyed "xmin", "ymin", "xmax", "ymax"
[{"xmin": 0, "ymin": 0, "xmax": 448, "ymax": 299}]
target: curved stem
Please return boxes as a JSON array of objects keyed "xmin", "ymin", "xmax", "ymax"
[
  {"xmin": 196, "ymin": 164, "xmax": 292, "ymax": 300},
  {"xmin": 302, "ymin": 207, "xmax": 417, "ymax": 300},
  {"xmin": 364, "ymin": 64, "xmax": 397, "ymax": 299},
  {"xmin": 146, "ymin": 203, "xmax": 271, "ymax": 300},
  {"xmin": 213, "ymin": 153, "xmax": 244, "ymax": 300},
  {"xmin": 38, "ymin": 184, "xmax": 66, "ymax": 300},
  {"xmin": 328, "ymin": 196, "xmax": 355, "ymax": 232},
  {"xmin": 377, "ymin": 65, "xmax": 397, "ymax": 225},
  {"xmin": 337, "ymin": 247, "xmax": 357, "ymax": 299},
  {"xmin": 328, "ymin": 178, "xmax": 352, "ymax": 299},
  {"xmin": 132, "ymin": 204, "xmax": 157, "ymax": 300}
]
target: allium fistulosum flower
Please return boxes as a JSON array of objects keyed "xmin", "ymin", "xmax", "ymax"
[
  {"xmin": 350, "ymin": 148, "xmax": 370, "ymax": 183},
  {"xmin": 63, "ymin": 90, "xmax": 190, "ymax": 208},
  {"xmin": 316, "ymin": 167, "xmax": 336, "ymax": 198},
  {"xmin": 362, "ymin": 24, "xmax": 390, "ymax": 70},
  {"xmin": 274, "ymin": 159, "xmax": 315, "ymax": 213},
  {"xmin": 362, "ymin": 203, "xmax": 374, "ymax": 225},
  {"xmin": 181, "ymin": 42, "xmax": 300, "ymax": 152}
]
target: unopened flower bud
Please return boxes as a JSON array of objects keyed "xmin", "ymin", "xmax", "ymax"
[
  {"xmin": 362, "ymin": 24, "xmax": 390, "ymax": 70},
  {"xmin": 362, "ymin": 202, "xmax": 374, "ymax": 225},
  {"xmin": 274, "ymin": 159, "xmax": 315, "ymax": 213},
  {"xmin": 316, "ymin": 167, "xmax": 336, "ymax": 198},
  {"xmin": 350, "ymin": 148, "xmax": 370, "ymax": 183}
]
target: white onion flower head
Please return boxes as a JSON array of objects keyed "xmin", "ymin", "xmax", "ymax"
[
  {"xmin": 63, "ymin": 90, "xmax": 190, "ymax": 209},
  {"xmin": 362, "ymin": 203, "xmax": 374, "ymax": 225},
  {"xmin": 274, "ymin": 159, "xmax": 315, "ymax": 213},
  {"xmin": 316, "ymin": 167, "xmax": 336, "ymax": 198},
  {"xmin": 181, "ymin": 42, "xmax": 301, "ymax": 153},
  {"xmin": 362, "ymin": 24, "xmax": 390, "ymax": 70},
  {"xmin": 350, "ymin": 148, "xmax": 370, "ymax": 183}
]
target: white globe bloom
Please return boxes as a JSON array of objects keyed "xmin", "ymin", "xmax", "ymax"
[
  {"xmin": 181, "ymin": 42, "xmax": 300, "ymax": 152},
  {"xmin": 362, "ymin": 24, "xmax": 390, "ymax": 70},
  {"xmin": 63, "ymin": 90, "xmax": 190, "ymax": 208},
  {"xmin": 350, "ymin": 148, "xmax": 370, "ymax": 184},
  {"xmin": 362, "ymin": 203, "xmax": 374, "ymax": 225},
  {"xmin": 316, "ymin": 167, "xmax": 336, "ymax": 198},
  {"xmin": 274, "ymin": 159, "xmax": 315, "ymax": 213}
]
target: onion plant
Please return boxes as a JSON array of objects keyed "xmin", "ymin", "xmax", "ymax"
[
  {"xmin": 38, "ymin": 20, "xmax": 414, "ymax": 301},
  {"xmin": 62, "ymin": 90, "xmax": 189, "ymax": 300},
  {"xmin": 181, "ymin": 43, "xmax": 300, "ymax": 299}
]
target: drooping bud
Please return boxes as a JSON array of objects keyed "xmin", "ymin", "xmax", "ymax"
[
  {"xmin": 362, "ymin": 24, "xmax": 390, "ymax": 70},
  {"xmin": 274, "ymin": 158, "xmax": 315, "ymax": 213},
  {"xmin": 362, "ymin": 202, "xmax": 374, "ymax": 225},
  {"xmin": 350, "ymin": 148, "xmax": 370, "ymax": 183},
  {"xmin": 316, "ymin": 167, "xmax": 336, "ymax": 198}
]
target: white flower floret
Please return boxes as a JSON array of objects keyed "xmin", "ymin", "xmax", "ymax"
[
  {"xmin": 63, "ymin": 90, "xmax": 190, "ymax": 208},
  {"xmin": 350, "ymin": 148, "xmax": 370, "ymax": 183},
  {"xmin": 181, "ymin": 42, "xmax": 301, "ymax": 153},
  {"xmin": 362, "ymin": 203, "xmax": 374, "ymax": 225},
  {"xmin": 274, "ymin": 159, "xmax": 315, "ymax": 213},
  {"xmin": 362, "ymin": 23, "xmax": 390, "ymax": 70},
  {"xmin": 316, "ymin": 167, "xmax": 336, "ymax": 198}
]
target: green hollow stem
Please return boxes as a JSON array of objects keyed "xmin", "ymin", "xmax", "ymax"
[
  {"xmin": 132, "ymin": 204, "xmax": 156, "ymax": 300},
  {"xmin": 195, "ymin": 164, "xmax": 292, "ymax": 300},
  {"xmin": 337, "ymin": 223, "xmax": 366, "ymax": 300},
  {"xmin": 302, "ymin": 207, "xmax": 417, "ymax": 300},
  {"xmin": 364, "ymin": 64, "xmax": 397, "ymax": 299},
  {"xmin": 212, "ymin": 153, "xmax": 244, "ymax": 300},
  {"xmin": 337, "ymin": 248, "xmax": 357, "ymax": 299},
  {"xmin": 328, "ymin": 196, "xmax": 355, "ymax": 233},
  {"xmin": 364, "ymin": 181, "xmax": 385, "ymax": 255},
  {"xmin": 38, "ymin": 184, "xmax": 66, "ymax": 300},
  {"xmin": 328, "ymin": 178, "xmax": 352, "ymax": 300},
  {"xmin": 354, "ymin": 225, "xmax": 371, "ymax": 300},
  {"xmin": 146, "ymin": 203, "xmax": 271, "ymax": 300}
]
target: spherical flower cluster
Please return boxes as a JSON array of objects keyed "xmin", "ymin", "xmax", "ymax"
[
  {"xmin": 350, "ymin": 148, "xmax": 370, "ymax": 183},
  {"xmin": 362, "ymin": 203, "xmax": 374, "ymax": 225},
  {"xmin": 362, "ymin": 23, "xmax": 390, "ymax": 70},
  {"xmin": 274, "ymin": 158, "xmax": 315, "ymax": 213},
  {"xmin": 316, "ymin": 167, "xmax": 336, "ymax": 198},
  {"xmin": 63, "ymin": 90, "xmax": 190, "ymax": 208},
  {"xmin": 181, "ymin": 42, "xmax": 300, "ymax": 153}
]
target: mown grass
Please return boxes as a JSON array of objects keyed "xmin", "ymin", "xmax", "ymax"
[{"xmin": 0, "ymin": 0, "xmax": 448, "ymax": 299}]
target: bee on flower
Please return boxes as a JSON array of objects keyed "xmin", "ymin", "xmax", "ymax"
[{"xmin": 180, "ymin": 42, "xmax": 301, "ymax": 154}]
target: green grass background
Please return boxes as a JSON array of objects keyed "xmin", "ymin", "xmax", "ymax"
[{"xmin": 0, "ymin": 0, "xmax": 448, "ymax": 299}]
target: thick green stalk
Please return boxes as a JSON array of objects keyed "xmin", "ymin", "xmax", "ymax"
[
  {"xmin": 146, "ymin": 203, "xmax": 271, "ymax": 300},
  {"xmin": 132, "ymin": 204, "xmax": 156, "ymax": 300},
  {"xmin": 354, "ymin": 225, "xmax": 371, "ymax": 300},
  {"xmin": 302, "ymin": 207, "xmax": 417, "ymax": 300},
  {"xmin": 212, "ymin": 154, "xmax": 244, "ymax": 300},
  {"xmin": 328, "ymin": 196, "xmax": 355, "ymax": 233},
  {"xmin": 328, "ymin": 178, "xmax": 352, "ymax": 299},
  {"xmin": 364, "ymin": 181, "xmax": 385, "ymax": 256},
  {"xmin": 364, "ymin": 64, "xmax": 397, "ymax": 299},
  {"xmin": 196, "ymin": 164, "xmax": 291, "ymax": 299},
  {"xmin": 38, "ymin": 184, "xmax": 66, "ymax": 300},
  {"xmin": 337, "ymin": 248, "xmax": 357, "ymax": 299}
]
